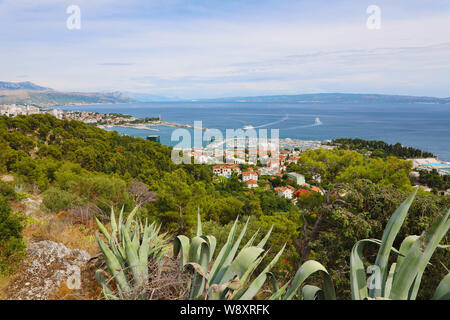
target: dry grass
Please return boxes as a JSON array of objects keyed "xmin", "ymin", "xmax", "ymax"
[
  {"xmin": 94, "ymin": 255, "xmax": 191, "ymax": 300},
  {"xmin": 23, "ymin": 212, "xmax": 99, "ymax": 256},
  {"xmin": 0, "ymin": 276, "xmax": 11, "ymax": 299}
]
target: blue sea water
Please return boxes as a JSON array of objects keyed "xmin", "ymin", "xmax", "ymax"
[{"xmin": 59, "ymin": 102, "xmax": 450, "ymax": 162}]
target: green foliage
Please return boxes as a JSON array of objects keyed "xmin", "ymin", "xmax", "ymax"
[
  {"xmin": 289, "ymin": 148, "xmax": 412, "ymax": 189},
  {"xmin": 0, "ymin": 196, "xmax": 26, "ymax": 275},
  {"xmin": 332, "ymin": 138, "xmax": 434, "ymax": 158},
  {"xmin": 417, "ymin": 169, "xmax": 450, "ymax": 191},
  {"xmin": 0, "ymin": 181, "xmax": 18, "ymax": 201},
  {"xmin": 41, "ymin": 187, "xmax": 77, "ymax": 213}
]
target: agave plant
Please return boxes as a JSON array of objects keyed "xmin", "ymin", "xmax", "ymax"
[
  {"xmin": 94, "ymin": 206, "xmax": 169, "ymax": 299},
  {"xmin": 349, "ymin": 188, "xmax": 450, "ymax": 300},
  {"xmin": 262, "ymin": 188, "xmax": 449, "ymax": 300},
  {"xmin": 174, "ymin": 214, "xmax": 289, "ymax": 300}
]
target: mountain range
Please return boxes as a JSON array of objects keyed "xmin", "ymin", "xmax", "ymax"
[
  {"xmin": 0, "ymin": 81, "xmax": 135, "ymax": 106},
  {"xmin": 1, "ymin": 81, "xmax": 449, "ymax": 106},
  {"xmin": 201, "ymin": 93, "xmax": 450, "ymax": 104}
]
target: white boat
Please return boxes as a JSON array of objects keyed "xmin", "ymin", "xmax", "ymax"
[
  {"xmin": 314, "ymin": 117, "xmax": 323, "ymax": 125},
  {"xmin": 243, "ymin": 125, "xmax": 254, "ymax": 130}
]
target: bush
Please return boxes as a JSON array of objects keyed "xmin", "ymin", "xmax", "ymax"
[
  {"xmin": 41, "ymin": 187, "xmax": 77, "ymax": 213},
  {"xmin": 0, "ymin": 196, "xmax": 26, "ymax": 275},
  {"xmin": 0, "ymin": 181, "xmax": 17, "ymax": 201}
]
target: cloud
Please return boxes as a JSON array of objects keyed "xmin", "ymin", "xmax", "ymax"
[
  {"xmin": 0, "ymin": 0, "xmax": 449, "ymax": 97},
  {"xmin": 98, "ymin": 62, "xmax": 134, "ymax": 66}
]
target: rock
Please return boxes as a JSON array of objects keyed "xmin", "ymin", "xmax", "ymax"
[
  {"xmin": 22, "ymin": 196, "xmax": 42, "ymax": 216},
  {"xmin": 6, "ymin": 241, "xmax": 90, "ymax": 300}
]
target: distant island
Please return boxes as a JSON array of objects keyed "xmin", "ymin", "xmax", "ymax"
[{"xmin": 201, "ymin": 93, "xmax": 450, "ymax": 104}]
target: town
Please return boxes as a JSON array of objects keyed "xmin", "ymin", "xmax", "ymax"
[
  {"xmin": 0, "ymin": 104, "xmax": 137, "ymax": 124},
  {"xmin": 183, "ymin": 137, "xmax": 450, "ymax": 200}
]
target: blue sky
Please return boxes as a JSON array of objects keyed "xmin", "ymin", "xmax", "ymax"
[{"xmin": 0, "ymin": 0, "xmax": 449, "ymax": 98}]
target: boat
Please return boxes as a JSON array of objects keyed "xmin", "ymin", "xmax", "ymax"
[{"xmin": 243, "ymin": 125, "xmax": 254, "ymax": 130}]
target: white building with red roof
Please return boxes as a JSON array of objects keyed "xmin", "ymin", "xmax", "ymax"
[
  {"xmin": 274, "ymin": 185, "xmax": 296, "ymax": 199},
  {"xmin": 242, "ymin": 170, "xmax": 259, "ymax": 182},
  {"xmin": 213, "ymin": 164, "xmax": 241, "ymax": 177},
  {"xmin": 246, "ymin": 179, "xmax": 258, "ymax": 188}
]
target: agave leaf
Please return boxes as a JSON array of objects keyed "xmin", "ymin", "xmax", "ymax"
[
  {"xmin": 432, "ymin": 272, "xmax": 450, "ymax": 300},
  {"xmin": 123, "ymin": 227, "xmax": 145, "ymax": 288},
  {"xmin": 95, "ymin": 270, "xmax": 117, "ymax": 299},
  {"xmin": 189, "ymin": 236, "xmax": 208, "ymax": 263},
  {"xmin": 384, "ymin": 263, "xmax": 396, "ymax": 298},
  {"xmin": 371, "ymin": 188, "xmax": 418, "ymax": 298},
  {"xmin": 243, "ymin": 229, "xmax": 260, "ymax": 249},
  {"xmin": 389, "ymin": 208, "xmax": 449, "ymax": 300},
  {"xmin": 238, "ymin": 244, "xmax": 286, "ymax": 300},
  {"xmin": 350, "ymin": 239, "xmax": 383, "ymax": 300},
  {"xmin": 222, "ymin": 247, "xmax": 264, "ymax": 284},
  {"xmin": 188, "ymin": 242, "xmax": 210, "ymax": 299},
  {"xmin": 209, "ymin": 217, "xmax": 239, "ymax": 284},
  {"xmin": 95, "ymin": 217, "xmax": 111, "ymax": 242},
  {"xmin": 267, "ymin": 272, "xmax": 280, "ymax": 292},
  {"xmin": 125, "ymin": 206, "xmax": 139, "ymax": 231},
  {"xmin": 95, "ymin": 232, "xmax": 131, "ymax": 293},
  {"xmin": 268, "ymin": 282, "xmax": 289, "ymax": 300},
  {"xmin": 173, "ymin": 235, "xmax": 190, "ymax": 267},
  {"xmin": 283, "ymin": 260, "xmax": 335, "ymax": 300},
  {"xmin": 110, "ymin": 207, "xmax": 118, "ymax": 240},
  {"xmin": 138, "ymin": 222, "xmax": 151, "ymax": 281},
  {"xmin": 201, "ymin": 235, "xmax": 217, "ymax": 261},
  {"xmin": 257, "ymin": 225, "xmax": 273, "ymax": 248},
  {"xmin": 197, "ymin": 208, "xmax": 202, "ymax": 236},
  {"xmin": 229, "ymin": 254, "xmax": 266, "ymax": 300},
  {"xmin": 211, "ymin": 218, "xmax": 250, "ymax": 285},
  {"xmin": 302, "ymin": 285, "xmax": 323, "ymax": 300},
  {"xmin": 396, "ymin": 235, "xmax": 420, "ymax": 272}
]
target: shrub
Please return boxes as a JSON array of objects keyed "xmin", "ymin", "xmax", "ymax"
[
  {"xmin": 41, "ymin": 187, "xmax": 77, "ymax": 213},
  {"xmin": 0, "ymin": 196, "xmax": 26, "ymax": 275}
]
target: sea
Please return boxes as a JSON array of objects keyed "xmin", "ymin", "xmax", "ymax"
[{"xmin": 58, "ymin": 102, "xmax": 450, "ymax": 162}]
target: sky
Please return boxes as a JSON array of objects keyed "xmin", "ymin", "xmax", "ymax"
[{"xmin": 0, "ymin": 0, "xmax": 449, "ymax": 99}]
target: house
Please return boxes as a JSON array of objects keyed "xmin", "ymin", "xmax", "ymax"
[
  {"xmin": 213, "ymin": 164, "xmax": 241, "ymax": 178},
  {"xmin": 274, "ymin": 186, "xmax": 296, "ymax": 199},
  {"xmin": 246, "ymin": 179, "xmax": 258, "ymax": 188},
  {"xmin": 287, "ymin": 172, "xmax": 306, "ymax": 185},
  {"xmin": 242, "ymin": 170, "xmax": 259, "ymax": 182}
]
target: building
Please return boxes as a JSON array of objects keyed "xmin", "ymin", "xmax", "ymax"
[
  {"xmin": 242, "ymin": 169, "xmax": 258, "ymax": 182},
  {"xmin": 410, "ymin": 158, "xmax": 450, "ymax": 176},
  {"xmin": 287, "ymin": 172, "xmax": 306, "ymax": 185},
  {"xmin": 274, "ymin": 185, "xmax": 296, "ymax": 199},
  {"xmin": 213, "ymin": 164, "xmax": 241, "ymax": 178},
  {"xmin": 246, "ymin": 179, "xmax": 258, "ymax": 188}
]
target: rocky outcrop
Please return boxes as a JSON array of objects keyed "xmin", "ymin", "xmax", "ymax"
[{"xmin": 6, "ymin": 241, "xmax": 90, "ymax": 300}]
